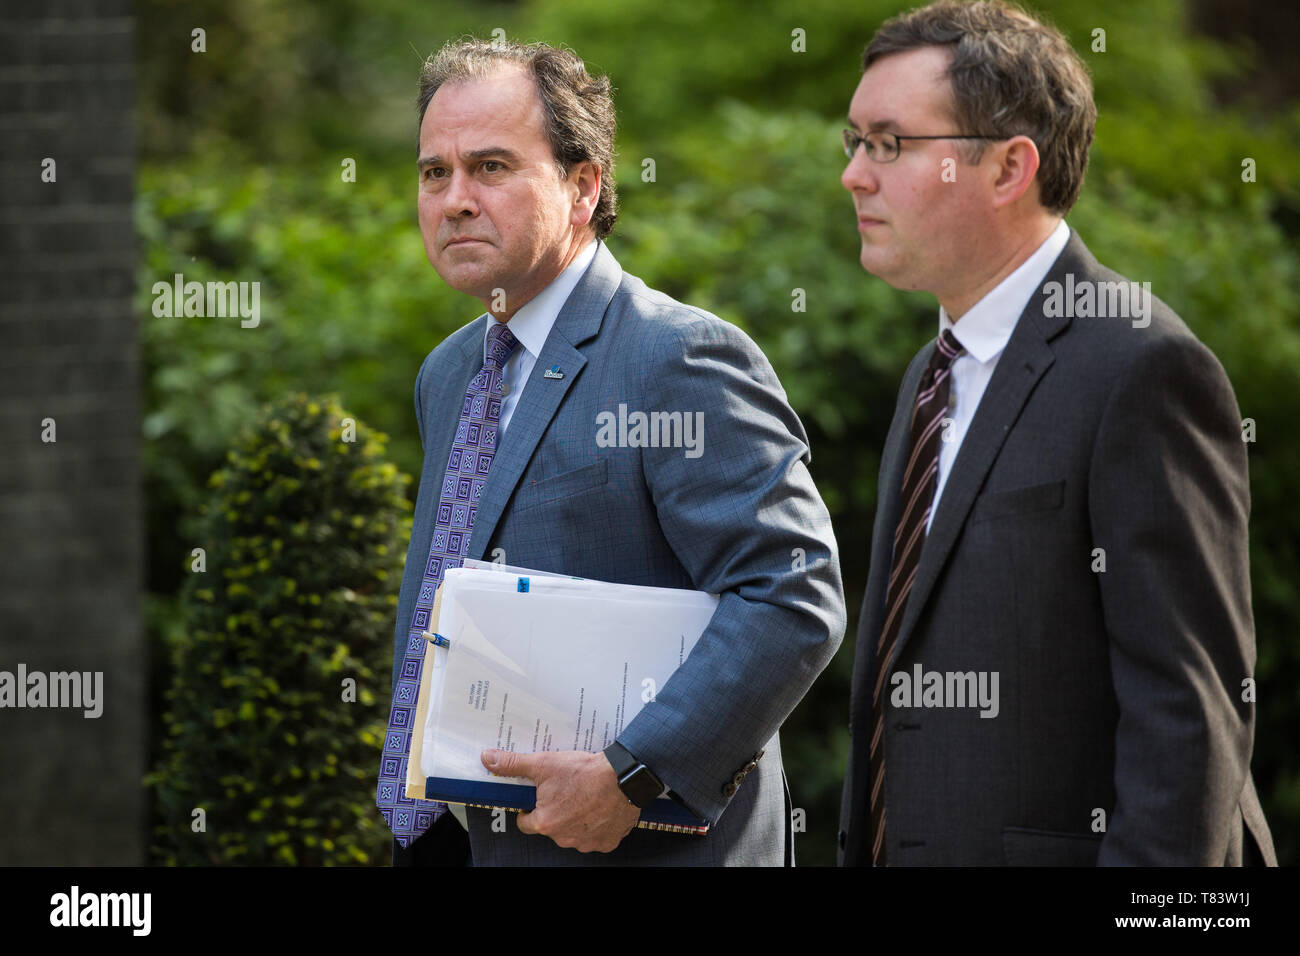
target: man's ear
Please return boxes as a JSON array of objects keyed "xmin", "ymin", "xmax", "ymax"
[
  {"xmin": 568, "ymin": 161, "xmax": 601, "ymax": 227},
  {"xmin": 990, "ymin": 135, "xmax": 1041, "ymax": 209}
]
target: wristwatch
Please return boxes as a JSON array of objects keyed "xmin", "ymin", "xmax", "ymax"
[{"xmin": 604, "ymin": 741, "xmax": 665, "ymax": 809}]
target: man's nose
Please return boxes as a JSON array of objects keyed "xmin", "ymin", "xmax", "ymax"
[
  {"xmin": 442, "ymin": 168, "xmax": 479, "ymax": 218},
  {"xmin": 841, "ymin": 146, "xmax": 879, "ymax": 194}
]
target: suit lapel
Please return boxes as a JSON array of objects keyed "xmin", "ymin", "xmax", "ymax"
[
  {"xmin": 465, "ymin": 241, "xmax": 622, "ymax": 559},
  {"xmin": 883, "ymin": 232, "xmax": 1087, "ymax": 670}
]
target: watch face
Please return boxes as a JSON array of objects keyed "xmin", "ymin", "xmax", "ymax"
[{"xmin": 622, "ymin": 766, "xmax": 663, "ymax": 808}]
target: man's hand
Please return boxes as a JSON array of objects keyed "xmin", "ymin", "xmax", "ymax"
[{"xmin": 481, "ymin": 748, "xmax": 640, "ymax": 853}]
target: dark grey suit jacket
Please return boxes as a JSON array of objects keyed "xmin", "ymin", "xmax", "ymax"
[
  {"xmin": 839, "ymin": 230, "xmax": 1276, "ymax": 866},
  {"xmin": 394, "ymin": 242, "xmax": 846, "ymax": 865}
]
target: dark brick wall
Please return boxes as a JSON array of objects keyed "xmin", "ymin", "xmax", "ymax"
[{"xmin": 0, "ymin": 0, "xmax": 144, "ymax": 864}]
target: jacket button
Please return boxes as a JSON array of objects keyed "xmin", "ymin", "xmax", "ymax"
[{"xmin": 838, "ymin": 829, "xmax": 846, "ymax": 849}]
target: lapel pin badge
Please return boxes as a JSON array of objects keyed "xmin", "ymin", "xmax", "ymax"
[{"xmin": 543, "ymin": 365, "xmax": 564, "ymax": 380}]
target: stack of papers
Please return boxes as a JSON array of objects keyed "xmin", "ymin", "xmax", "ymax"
[{"xmin": 406, "ymin": 562, "xmax": 718, "ymax": 833}]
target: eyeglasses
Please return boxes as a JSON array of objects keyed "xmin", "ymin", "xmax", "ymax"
[{"xmin": 842, "ymin": 128, "xmax": 1003, "ymax": 164}]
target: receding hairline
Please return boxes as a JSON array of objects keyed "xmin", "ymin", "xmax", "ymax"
[{"xmin": 418, "ymin": 61, "xmax": 539, "ymax": 126}]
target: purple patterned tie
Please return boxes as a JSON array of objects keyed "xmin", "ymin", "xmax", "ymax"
[{"xmin": 376, "ymin": 319, "xmax": 518, "ymax": 847}]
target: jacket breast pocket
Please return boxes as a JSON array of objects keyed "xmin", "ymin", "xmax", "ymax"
[
  {"xmin": 971, "ymin": 479, "xmax": 1065, "ymax": 524},
  {"xmin": 512, "ymin": 459, "xmax": 609, "ymax": 513}
]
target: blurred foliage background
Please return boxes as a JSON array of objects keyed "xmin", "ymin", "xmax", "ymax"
[{"xmin": 136, "ymin": 0, "xmax": 1300, "ymax": 865}]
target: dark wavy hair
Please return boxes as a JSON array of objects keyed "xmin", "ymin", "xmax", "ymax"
[
  {"xmin": 864, "ymin": 1, "xmax": 1097, "ymax": 215},
  {"xmin": 417, "ymin": 38, "xmax": 618, "ymax": 239}
]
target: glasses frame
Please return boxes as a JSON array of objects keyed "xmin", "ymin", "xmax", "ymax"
[{"xmin": 842, "ymin": 128, "xmax": 1005, "ymax": 164}]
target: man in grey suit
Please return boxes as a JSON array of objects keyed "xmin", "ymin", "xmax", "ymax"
[
  {"xmin": 381, "ymin": 38, "xmax": 844, "ymax": 866},
  {"xmin": 837, "ymin": 1, "xmax": 1275, "ymax": 865}
]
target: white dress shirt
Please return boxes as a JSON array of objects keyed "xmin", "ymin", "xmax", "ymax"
[
  {"xmin": 930, "ymin": 219, "xmax": 1070, "ymax": 530},
  {"xmin": 447, "ymin": 239, "xmax": 597, "ymax": 831},
  {"xmin": 480, "ymin": 239, "xmax": 598, "ymax": 437}
]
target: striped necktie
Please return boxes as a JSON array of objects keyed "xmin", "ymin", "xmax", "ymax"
[
  {"xmin": 376, "ymin": 320, "xmax": 518, "ymax": 848},
  {"xmin": 869, "ymin": 328, "xmax": 964, "ymax": 866}
]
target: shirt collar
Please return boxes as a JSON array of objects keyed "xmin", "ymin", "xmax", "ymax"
[
  {"xmin": 939, "ymin": 219, "xmax": 1070, "ymax": 364},
  {"xmin": 482, "ymin": 239, "xmax": 599, "ymax": 363}
]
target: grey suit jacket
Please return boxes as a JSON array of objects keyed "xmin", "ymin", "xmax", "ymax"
[
  {"xmin": 393, "ymin": 241, "xmax": 846, "ymax": 865},
  {"xmin": 838, "ymin": 230, "xmax": 1277, "ymax": 866}
]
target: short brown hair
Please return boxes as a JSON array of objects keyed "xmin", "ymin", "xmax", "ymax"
[
  {"xmin": 863, "ymin": 0, "xmax": 1096, "ymax": 215},
  {"xmin": 417, "ymin": 38, "xmax": 619, "ymax": 239}
]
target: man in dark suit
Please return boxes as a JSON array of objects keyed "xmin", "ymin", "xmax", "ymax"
[
  {"xmin": 378, "ymin": 37, "xmax": 844, "ymax": 866},
  {"xmin": 837, "ymin": 0, "xmax": 1275, "ymax": 865}
]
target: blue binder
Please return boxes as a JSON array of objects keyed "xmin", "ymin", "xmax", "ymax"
[{"xmin": 424, "ymin": 776, "xmax": 709, "ymax": 834}]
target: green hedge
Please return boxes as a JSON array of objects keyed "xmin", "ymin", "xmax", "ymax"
[{"xmin": 145, "ymin": 394, "xmax": 411, "ymax": 865}]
